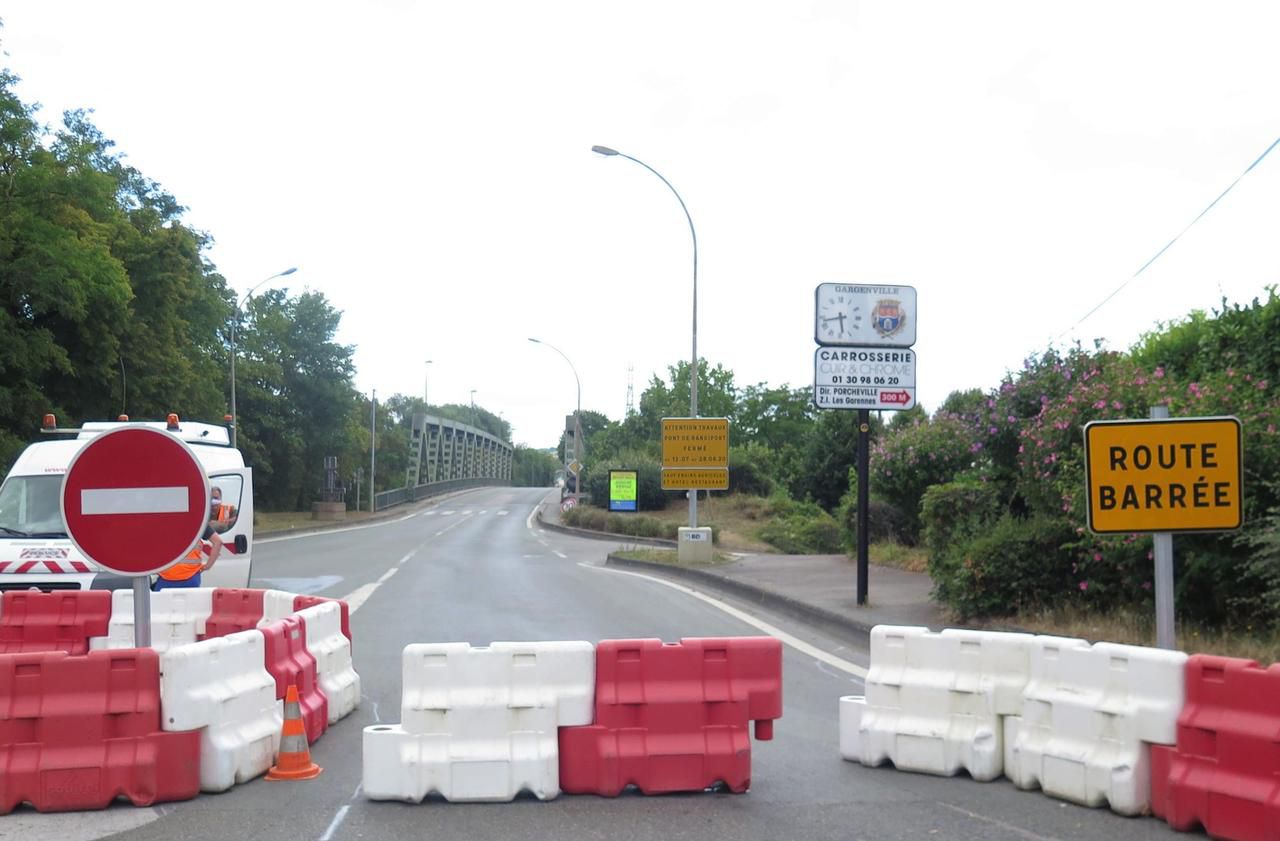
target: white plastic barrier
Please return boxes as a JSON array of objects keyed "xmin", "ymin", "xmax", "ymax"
[
  {"xmin": 160, "ymin": 628, "xmax": 283, "ymax": 791},
  {"xmin": 363, "ymin": 640, "xmax": 594, "ymax": 803},
  {"xmin": 840, "ymin": 625, "xmax": 1034, "ymax": 780},
  {"xmin": 90, "ymin": 587, "xmax": 214, "ymax": 651},
  {"xmin": 259, "ymin": 588, "xmax": 299, "ymax": 626},
  {"xmin": 1003, "ymin": 639, "xmax": 1187, "ymax": 815},
  {"xmin": 296, "ymin": 601, "xmax": 361, "ymax": 722}
]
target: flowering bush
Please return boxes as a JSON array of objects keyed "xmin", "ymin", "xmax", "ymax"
[
  {"xmin": 865, "ymin": 412, "xmax": 978, "ymax": 542},
  {"xmin": 869, "ymin": 292, "xmax": 1280, "ymax": 628}
]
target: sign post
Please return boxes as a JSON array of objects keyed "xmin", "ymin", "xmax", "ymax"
[
  {"xmin": 60, "ymin": 427, "xmax": 210, "ymax": 648},
  {"xmin": 812, "ymin": 283, "xmax": 918, "ymax": 605},
  {"xmin": 661, "ymin": 418, "xmax": 729, "ymax": 561},
  {"xmin": 1084, "ymin": 412, "xmax": 1243, "ymax": 649}
]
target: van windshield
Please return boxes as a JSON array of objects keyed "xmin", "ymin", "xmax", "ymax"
[{"xmin": 0, "ymin": 475, "xmax": 67, "ymax": 537}]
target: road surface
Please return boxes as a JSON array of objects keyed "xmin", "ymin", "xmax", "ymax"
[{"xmin": 16, "ymin": 487, "xmax": 1185, "ymax": 841}]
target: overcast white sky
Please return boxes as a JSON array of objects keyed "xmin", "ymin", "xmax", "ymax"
[{"xmin": 4, "ymin": 2, "xmax": 1278, "ymax": 448}]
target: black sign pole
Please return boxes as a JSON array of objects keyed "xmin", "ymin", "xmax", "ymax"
[{"xmin": 856, "ymin": 408, "xmax": 870, "ymax": 605}]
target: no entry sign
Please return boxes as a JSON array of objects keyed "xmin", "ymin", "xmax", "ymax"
[{"xmin": 61, "ymin": 426, "xmax": 210, "ymax": 576}]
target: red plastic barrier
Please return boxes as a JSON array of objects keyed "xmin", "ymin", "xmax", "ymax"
[
  {"xmin": 1151, "ymin": 654, "xmax": 1280, "ymax": 841},
  {"xmin": 559, "ymin": 636, "xmax": 783, "ymax": 795},
  {"xmin": 293, "ymin": 594, "xmax": 351, "ymax": 644},
  {"xmin": 0, "ymin": 649, "xmax": 200, "ymax": 813},
  {"xmin": 0, "ymin": 590, "xmax": 111, "ymax": 655},
  {"xmin": 260, "ymin": 614, "xmax": 328, "ymax": 743},
  {"xmin": 200, "ymin": 588, "xmax": 266, "ymax": 640}
]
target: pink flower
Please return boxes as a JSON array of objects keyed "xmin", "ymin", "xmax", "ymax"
[
  {"xmin": 1079, "ymin": 581, "xmax": 1089, "ymax": 591},
  {"xmin": 1093, "ymin": 400, "xmax": 1107, "ymax": 409},
  {"xmin": 1154, "ymin": 366, "xmax": 1165, "ymax": 379},
  {"xmin": 1093, "ymin": 552, "xmax": 1102, "ymax": 561},
  {"xmin": 1111, "ymin": 401, "xmax": 1123, "ymax": 410}
]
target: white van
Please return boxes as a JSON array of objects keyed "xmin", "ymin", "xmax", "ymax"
[{"xmin": 0, "ymin": 417, "xmax": 254, "ymax": 591}]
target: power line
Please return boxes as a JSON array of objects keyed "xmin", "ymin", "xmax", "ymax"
[{"xmin": 1056, "ymin": 134, "xmax": 1280, "ymax": 341}]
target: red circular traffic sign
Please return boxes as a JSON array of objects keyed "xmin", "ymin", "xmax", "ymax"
[{"xmin": 61, "ymin": 427, "xmax": 210, "ymax": 576}]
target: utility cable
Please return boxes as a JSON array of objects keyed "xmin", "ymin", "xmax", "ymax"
[{"xmin": 1056, "ymin": 134, "xmax": 1280, "ymax": 341}]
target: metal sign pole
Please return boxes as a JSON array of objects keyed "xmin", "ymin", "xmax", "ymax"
[
  {"xmin": 132, "ymin": 576, "xmax": 152, "ymax": 648},
  {"xmin": 856, "ymin": 409, "xmax": 870, "ymax": 605},
  {"xmin": 1150, "ymin": 404, "xmax": 1176, "ymax": 649}
]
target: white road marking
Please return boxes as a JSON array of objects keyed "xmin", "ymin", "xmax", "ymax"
[
  {"xmin": 343, "ymin": 582, "xmax": 379, "ymax": 615},
  {"xmin": 497, "ymin": 510, "xmax": 509, "ymax": 516},
  {"xmin": 441, "ymin": 510, "xmax": 456, "ymax": 515},
  {"xmin": 421, "ymin": 510, "xmax": 436, "ymax": 517},
  {"xmin": 553, "ymin": 550, "xmax": 567, "ymax": 559},
  {"xmin": 478, "ymin": 509, "xmax": 487, "ymax": 515},
  {"xmin": 81, "ymin": 486, "xmax": 188, "ymax": 515},
  {"xmin": 580, "ymin": 562, "xmax": 868, "ymax": 678},
  {"xmin": 344, "ymin": 546, "xmax": 420, "ymax": 613},
  {"xmin": 937, "ymin": 803, "xmax": 1060, "ymax": 841},
  {"xmin": 435, "ymin": 530, "xmax": 445, "ymax": 536},
  {"xmin": 461, "ymin": 510, "xmax": 473, "ymax": 515},
  {"xmin": 319, "ymin": 805, "xmax": 351, "ymax": 841},
  {"xmin": 257, "ymin": 510, "xmax": 419, "ymax": 544}
]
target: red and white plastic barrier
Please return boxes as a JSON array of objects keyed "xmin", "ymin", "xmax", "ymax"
[
  {"xmin": 841, "ymin": 625, "xmax": 1278, "ymax": 830},
  {"xmin": 91, "ymin": 588, "xmax": 214, "ymax": 651},
  {"xmin": 160, "ymin": 628, "xmax": 282, "ymax": 791},
  {"xmin": 364, "ymin": 641, "xmax": 595, "ymax": 803},
  {"xmin": 363, "ymin": 636, "xmax": 783, "ymax": 804},
  {"xmin": 839, "ymin": 626, "xmax": 1032, "ymax": 781},
  {"xmin": 1150, "ymin": 655, "xmax": 1280, "ymax": 841},
  {"xmin": 0, "ymin": 587, "xmax": 357, "ymax": 812}
]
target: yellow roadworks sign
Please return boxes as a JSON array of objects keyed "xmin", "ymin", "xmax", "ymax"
[
  {"xmin": 1084, "ymin": 416, "xmax": 1242, "ymax": 534},
  {"xmin": 661, "ymin": 418, "xmax": 729, "ymax": 468},
  {"xmin": 661, "ymin": 468, "xmax": 729, "ymax": 491}
]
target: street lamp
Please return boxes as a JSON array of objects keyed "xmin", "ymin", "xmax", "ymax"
[
  {"xmin": 529, "ymin": 337, "xmax": 581, "ymax": 495},
  {"xmin": 424, "ymin": 359, "xmax": 433, "ymax": 410},
  {"xmin": 230, "ymin": 267, "xmax": 297, "ymax": 448},
  {"xmin": 470, "ymin": 389, "xmax": 477, "ymax": 428},
  {"xmin": 592, "ymin": 144, "xmax": 700, "ymax": 527}
]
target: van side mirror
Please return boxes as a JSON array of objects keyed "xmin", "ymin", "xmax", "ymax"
[{"xmin": 234, "ymin": 534, "xmax": 248, "ymax": 554}]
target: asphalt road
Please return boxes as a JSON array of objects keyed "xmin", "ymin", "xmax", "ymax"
[{"xmin": 19, "ymin": 487, "xmax": 1188, "ymax": 841}]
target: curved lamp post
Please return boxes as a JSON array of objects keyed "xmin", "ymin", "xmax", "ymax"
[
  {"xmin": 528, "ymin": 337, "xmax": 582, "ymax": 494},
  {"xmin": 230, "ymin": 267, "xmax": 297, "ymax": 448},
  {"xmin": 591, "ymin": 145, "xmax": 700, "ymax": 527}
]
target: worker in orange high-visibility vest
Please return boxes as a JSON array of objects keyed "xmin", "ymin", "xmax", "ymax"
[{"xmin": 154, "ymin": 488, "xmax": 228, "ymax": 590}]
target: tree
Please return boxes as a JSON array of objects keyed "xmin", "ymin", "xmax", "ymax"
[{"xmin": 233, "ymin": 289, "xmax": 361, "ymax": 509}]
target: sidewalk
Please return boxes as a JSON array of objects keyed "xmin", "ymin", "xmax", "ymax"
[{"xmin": 535, "ymin": 491, "xmax": 951, "ymax": 640}]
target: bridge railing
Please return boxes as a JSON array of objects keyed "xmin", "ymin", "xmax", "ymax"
[{"xmin": 373, "ymin": 477, "xmax": 510, "ymax": 512}]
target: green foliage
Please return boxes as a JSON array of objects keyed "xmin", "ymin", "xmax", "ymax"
[
  {"xmin": 562, "ymin": 506, "xmax": 685, "ymax": 542},
  {"xmin": 920, "ymin": 478, "xmax": 1002, "ymax": 566},
  {"xmin": 931, "ymin": 514, "xmax": 1079, "ymax": 620},
  {"xmin": 838, "ymin": 495, "xmax": 911, "ymax": 551},
  {"xmin": 728, "ymin": 445, "xmax": 775, "ymax": 496},
  {"xmin": 756, "ymin": 494, "xmax": 842, "ymax": 554},
  {"xmin": 867, "ymin": 412, "xmax": 978, "ymax": 541},
  {"xmin": 581, "ymin": 455, "xmax": 670, "ymax": 511},
  {"xmin": 513, "ymin": 446, "xmax": 559, "ymax": 487}
]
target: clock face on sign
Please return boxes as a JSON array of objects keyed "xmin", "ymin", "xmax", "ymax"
[{"xmin": 816, "ymin": 291, "xmax": 862, "ymax": 342}]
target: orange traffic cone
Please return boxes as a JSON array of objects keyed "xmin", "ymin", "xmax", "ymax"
[{"xmin": 266, "ymin": 684, "xmax": 323, "ymax": 781}]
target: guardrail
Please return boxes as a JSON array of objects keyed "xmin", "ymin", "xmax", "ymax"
[{"xmin": 373, "ymin": 478, "xmax": 509, "ymax": 512}]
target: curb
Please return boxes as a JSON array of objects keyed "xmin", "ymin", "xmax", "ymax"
[
  {"xmin": 534, "ymin": 508, "xmax": 678, "ymax": 549},
  {"xmin": 604, "ymin": 553, "xmax": 879, "ymax": 643}
]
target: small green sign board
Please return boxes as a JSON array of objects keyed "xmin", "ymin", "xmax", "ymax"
[{"xmin": 609, "ymin": 470, "xmax": 638, "ymax": 512}]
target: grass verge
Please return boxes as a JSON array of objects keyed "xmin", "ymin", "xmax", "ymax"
[
  {"xmin": 611, "ymin": 548, "xmax": 735, "ymax": 567},
  {"xmin": 1012, "ymin": 605, "xmax": 1279, "ymax": 662}
]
